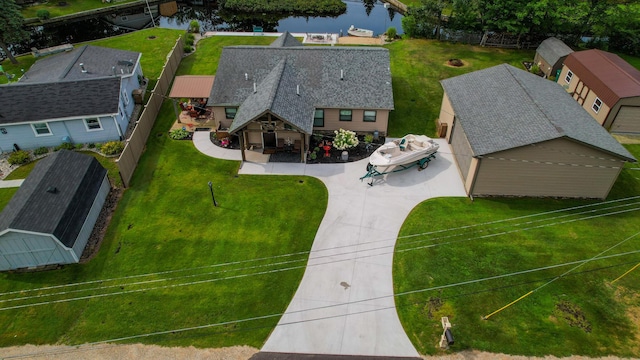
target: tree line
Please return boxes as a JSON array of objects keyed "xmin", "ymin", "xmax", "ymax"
[{"xmin": 401, "ymin": 0, "xmax": 640, "ymax": 55}]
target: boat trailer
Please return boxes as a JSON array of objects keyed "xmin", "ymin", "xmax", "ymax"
[{"xmin": 360, "ymin": 152, "xmax": 437, "ymax": 186}]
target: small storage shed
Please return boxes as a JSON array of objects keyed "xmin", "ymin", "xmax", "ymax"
[
  {"xmin": 438, "ymin": 64, "xmax": 636, "ymax": 199},
  {"xmin": 0, "ymin": 150, "xmax": 110, "ymax": 271},
  {"xmin": 558, "ymin": 49, "xmax": 640, "ymax": 133},
  {"xmin": 534, "ymin": 37, "xmax": 573, "ymax": 79}
]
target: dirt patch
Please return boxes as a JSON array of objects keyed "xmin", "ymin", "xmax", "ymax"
[
  {"xmin": 337, "ymin": 36, "xmax": 384, "ymax": 45},
  {"xmin": 444, "ymin": 59, "xmax": 468, "ymax": 68},
  {"xmin": 424, "ymin": 297, "xmax": 444, "ymax": 319},
  {"xmin": 553, "ymin": 300, "xmax": 592, "ymax": 333}
]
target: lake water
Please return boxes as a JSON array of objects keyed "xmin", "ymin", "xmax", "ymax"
[{"xmin": 158, "ymin": 0, "xmax": 404, "ymax": 36}]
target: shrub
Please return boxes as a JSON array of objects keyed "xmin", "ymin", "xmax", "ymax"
[
  {"xmin": 169, "ymin": 129, "xmax": 190, "ymax": 140},
  {"xmin": 530, "ymin": 64, "xmax": 540, "ymax": 74},
  {"xmin": 34, "ymin": 146, "xmax": 49, "ymax": 156},
  {"xmin": 333, "ymin": 129, "xmax": 359, "ymax": 150},
  {"xmin": 364, "ymin": 134, "xmax": 374, "ymax": 144},
  {"xmin": 186, "ymin": 33, "xmax": 195, "ymax": 41},
  {"xmin": 54, "ymin": 142, "xmax": 74, "ymax": 151},
  {"xmin": 185, "ymin": 38, "xmax": 194, "ymax": 46},
  {"xmin": 75, "ymin": 143, "xmax": 84, "ymax": 149},
  {"xmin": 101, "ymin": 141, "xmax": 124, "ymax": 156},
  {"xmin": 8, "ymin": 150, "xmax": 31, "ymax": 165},
  {"xmin": 36, "ymin": 9, "xmax": 50, "ymax": 20},
  {"xmin": 189, "ymin": 20, "xmax": 200, "ymax": 33},
  {"xmin": 386, "ymin": 27, "xmax": 397, "ymax": 39},
  {"xmin": 95, "ymin": 143, "xmax": 103, "ymax": 151},
  {"xmin": 309, "ymin": 151, "xmax": 317, "ymax": 160},
  {"xmin": 184, "ymin": 45, "xmax": 193, "ymax": 53},
  {"xmin": 88, "ymin": 143, "xmax": 96, "ymax": 149}
]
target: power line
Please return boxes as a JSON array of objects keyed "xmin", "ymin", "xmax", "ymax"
[{"xmin": 4, "ymin": 195, "xmax": 639, "ymax": 301}]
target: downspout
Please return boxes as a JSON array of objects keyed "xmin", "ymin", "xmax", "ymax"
[{"xmin": 114, "ymin": 115, "xmax": 123, "ymax": 140}]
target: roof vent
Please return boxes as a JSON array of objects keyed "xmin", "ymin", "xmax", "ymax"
[
  {"xmin": 253, "ymin": 82, "xmax": 257, "ymax": 93},
  {"xmin": 340, "ymin": 69, "xmax": 344, "ymax": 80},
  {"xmin": 46, "ymin": 186, "xmax": 58, "ymax": 194},
  {"xmin": 79, "ymin": 63, "xmax": 87, "ymax": 73},
  {"xmin": 296, "ymin": 85, "xmax": 300, "ymax": 96},
  {"xmin": 245, "ymin": 73, "xmax": 249, "ymax": 81},
  {"xmin": 112, "ymin": 66, "xmax": 116, "ymax": 76}
]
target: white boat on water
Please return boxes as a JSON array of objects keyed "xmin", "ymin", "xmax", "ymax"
[
  {"xmin": 348, "ymin": 25, "xmax": 374, "ymax": 37},
  {"xmin": 369, "ymin": 134, "xmax": 439, "ymax": 168}
]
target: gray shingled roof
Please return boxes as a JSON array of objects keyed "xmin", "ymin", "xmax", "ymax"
[
  {"xmin": 20, "ymin": 45, "xmax": 141, "ymax": 83},
  {"xmin": 536, "ymin": 37, "xmax": 573, "ymax": 67},
  {"xmin": 211, "ymin": 35, "xmax": 393, "ymax": 133},
  {"xmin": 269, "ymin": 31, "xmax": 302, "ymax": 47},
  {"xmin": 440, "ymin": 64, "xmax": 635, "ymax": 161},
  {"xmin": 0, "ymin": 77, "xmax": 121, "ymax": 124},
  {"xmin": 0, "ymin": 150, "xmax": 108, "ymax": 248}
]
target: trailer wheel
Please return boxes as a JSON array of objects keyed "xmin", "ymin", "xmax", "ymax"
[
  {"xmin": 419, "ymin": 161, "xmax": 429, "ymax": 170},
  {"xmin": 366, "ymin": 163, "xmax": 373, "ymax": 171}
]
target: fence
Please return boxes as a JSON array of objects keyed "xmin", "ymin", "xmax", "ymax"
[
  {"xmin": 117, "ymin": 36, "xmax": 185, "ymax": 188},
  {"xmin": 438, "ymin": 29, "xmax": 542, "ymax": 49}
]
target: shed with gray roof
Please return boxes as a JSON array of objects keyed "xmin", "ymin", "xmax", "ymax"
[
  {"xmin": 209, "ymin": 32, "xmax": 394, "ymax": 162},
  {"xmin": 534, "ymin": 37, "xmax": 573, "ymax": 78},
  {"xmin": 0, "ymin": 150, "xmax": 110, "ymax": 271},
  {"xmin": 438, "ymin": 64, "xmax": 635, "ymax": 199}
]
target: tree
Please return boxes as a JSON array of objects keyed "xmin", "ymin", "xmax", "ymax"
[
  {"xmin": 599, "ymin": 2, "xmax": 640, "ymax": 55},
  {"xmin": 0, "ymin": 0, "xmax": 29, "ymax": 64},
  {"xmin": 401, "ymin": 0, "xmax": 450, "ymax": 38}
]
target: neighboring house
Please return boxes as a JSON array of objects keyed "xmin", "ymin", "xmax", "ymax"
[
  {"xmin": 533, "ymin": 37, "xmax": 573, "ymax": 79},
  {"xmin": 0, "ymin": 45, "xmax": 144, "ymax": 152},
  {"xmin": 209, "ymin": 32, "xmax": 394, "ymax": 162},
  {"xmin": 438, "ymin": 64, "xmax": 635, "ymax": 199},
  {"xmin": 0, "ymin": 150, "xmax": 110, "ymax": 271},
  {"xmin": 558, "ymin": 49, "xmax": 640, "ymax": 133}
]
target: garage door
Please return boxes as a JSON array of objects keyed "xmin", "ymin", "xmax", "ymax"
[
  {"xmin": 611, "ymin": 106, "xmax": 640, "ymax": 133},
  {"xmin": 450, "ymin": 121, "xmax": 473, "ymax": 182}
]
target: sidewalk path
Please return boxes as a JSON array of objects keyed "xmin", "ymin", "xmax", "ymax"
[
  {"xmin": 193, "ymin": 132, "xmax": 466, "ymax": 357},
  {"xmin": 0, "ymin": 179, "xmax": 24, "ymax": 188}
]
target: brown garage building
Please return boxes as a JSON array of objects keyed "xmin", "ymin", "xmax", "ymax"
[{"xmin": 438, "ymin": 64, "xmax": 636, "ymax": 199}]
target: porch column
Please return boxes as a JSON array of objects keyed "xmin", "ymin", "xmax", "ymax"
[{"xmin": 239, "ymin": 130, "xmax": 247, "ymax": 162}]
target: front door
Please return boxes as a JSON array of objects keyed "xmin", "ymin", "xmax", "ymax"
[{"xmin": 263, "ymin": 132, "xmax": 276, "ymax": 149}]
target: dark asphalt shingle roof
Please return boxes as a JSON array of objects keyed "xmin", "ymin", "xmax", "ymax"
[
  {"xmin": 19, "ymin": 45, "xmax": 141, "ymax": 83},
  {"xmin": 0, "ymin": 150, "xmax": 108, "ymax": 248},
  {"xmin": 211, "ymin": 34, "xmax": 393, "ymax": 133},
  {"xmin": 269, "ymin": 31, "xmax": 302, "ymax": 47},
  {"xmin": 440, "ymin": 64, "xmax": 635, "ymax": 162},
  {"xmin": 536, "ymin": 37, "xmax": 573, "ymax": 66},
  {"xmin": 0, "ymin": 77, "xmax": 122, "ymax": 124}
]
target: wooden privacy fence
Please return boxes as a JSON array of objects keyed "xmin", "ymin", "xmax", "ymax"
[{"xmin": 117, "ymin": 36, "xmax": 185, "ymax": 188}]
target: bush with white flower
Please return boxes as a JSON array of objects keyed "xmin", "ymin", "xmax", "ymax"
[{"xmin": 333, "ymin": 128, "xmax": 359, "ymax": 150}]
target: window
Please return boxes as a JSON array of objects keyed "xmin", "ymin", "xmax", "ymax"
[
  {"xmin": 592, "ymin": 97, "xmax": 602, "ymax": 113},
  {"xmin": 84, "ymin": 118, "xmax": 103, "ymax": 131},
  {"xmin": 122, "ymin": 89, "xmax": 130, "ymax": 105},
  {"xmin": 564, "ymin": 70, "xmax": 573, "ymax": 84},
  {"xmin": 363, "ymin": 110, "xmax": 377, "ymax": 122},
  {"xmin": 32, "ymin": 123, "xmax": 51, "ymax": 136},
  {"xmin": 225, "ymin": 107, "xmax": 237, "ymax": 119},
  {"xmin": 313, "ymin": 109, "xmax": 324, "ymax": 127},
  {"xmin": 339, "ymin": 109, "xmax": 352, "ymax": 121}
]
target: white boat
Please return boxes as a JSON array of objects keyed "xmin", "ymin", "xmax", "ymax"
[
  {"xmin": 348, "ymin": 25, "xmax": 374, "ymax": 37},
  {"xmin": 369, "ymin": 134, "xmax": 439, "ymax": 168}
]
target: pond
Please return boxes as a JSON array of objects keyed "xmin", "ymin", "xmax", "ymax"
[{"xmin": 20, "ymin": 0, "xmax": 403, "ymax": 54}]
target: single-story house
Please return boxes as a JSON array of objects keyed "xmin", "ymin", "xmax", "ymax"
[
  {"xmin": 438, "ymin": 64, "xmax": 635, "ymax": 199},
  {"xmin": 0, "ymin": 45, "xmax": 144, "ymax": 152},
  {"xmin": 209, "ymin": 32, "xmax": 394, "ymax": 162},
  {"xmin": 558, "ymin": 49, "xmax": 640, "ymax": 133},
  {"xmin": 0, "ymin": 150, "xmax": 110, "ymax": 271},
  {"xmin": 533, "ymin": 37, "xmax": 573, "ymax": 79}
]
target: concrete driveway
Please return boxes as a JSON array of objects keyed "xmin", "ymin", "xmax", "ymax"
[{"xmin": 193, "ymin": 132, "xmax": 466, "ymax": 357}]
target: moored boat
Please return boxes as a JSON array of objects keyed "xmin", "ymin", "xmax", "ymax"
[{"xmin": 348, "ymin": 25, "xmax": 374, "ymax": 37}]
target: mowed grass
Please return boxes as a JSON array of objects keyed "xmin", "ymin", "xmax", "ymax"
[
  {"xmin": 394, "ymin": 145, "xmax": 640, "ymax": 357},
  {"xmin": 386, "ymin": 39, "xmax": 534, "ymax": 137},
  {"xmin": 0, "ymin": 57, "xmax": 327, "ymax": 348},
  {"xmin": 21, "ymin": 0, "xmax": 138, "ymax": 19}
]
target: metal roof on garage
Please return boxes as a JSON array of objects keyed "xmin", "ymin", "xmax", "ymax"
[{"xmin": 168, "ymin": 75, "xmax": 215, "ymax": 98}]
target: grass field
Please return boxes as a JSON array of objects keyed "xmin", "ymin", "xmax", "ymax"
[
  {"xmin": 394, "ymin": 145, "xmax": 640, "ymax": 357},
  {"xmin": 21, "ymin": 0, "xmax": 138, "ymax": 19}
]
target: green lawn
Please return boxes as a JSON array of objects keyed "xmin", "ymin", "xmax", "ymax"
[
  {"xmin": 385, "ymin": 39, "xmax": 534, "ymax": 137},
  {"xmin": 0, "ymin": 188, "xmax": 18, "ymax": 209},
  {"xmin": 21, "ymin": 0, "xmax": 138, "ymax": 19},
  {"xmin": 394, "ymin": 145, "xmax": 640, "ymax": 357}
]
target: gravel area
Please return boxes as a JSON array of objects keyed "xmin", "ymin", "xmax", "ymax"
[{"xmin": 0, "ymin": 344, "xmax": 635, "ymax": 360}]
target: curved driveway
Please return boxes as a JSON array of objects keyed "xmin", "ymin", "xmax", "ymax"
[{"xmin": 193, "ymin": 132, "xmax": 466, "ymax": 357}]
